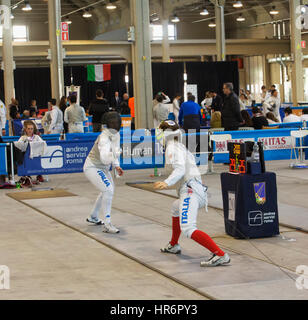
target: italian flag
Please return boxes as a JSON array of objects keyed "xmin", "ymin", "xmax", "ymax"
[{"xmin": 87, "ymin": 64, "xmax": 111, "ymax": 82}]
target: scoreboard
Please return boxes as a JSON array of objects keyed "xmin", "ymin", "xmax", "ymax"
[{"xmin": 228, "ymin": 142, "xmax": 247, "ymax": 174}]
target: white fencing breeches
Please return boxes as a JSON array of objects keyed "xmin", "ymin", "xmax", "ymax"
[
  {"xmin": 171, "ymin": 180, "xmax": 207, "ymax": 239},
  {"xmin": 50, "ymin": 126, "xmax": 63, "ymax": 134},
  {"xmin": 68, "ymin": 122, "xmax": 84, "ymax": 133},
  {"xmin": 84, "ymin": 159, "xmax": 114, "ymax": 222}
]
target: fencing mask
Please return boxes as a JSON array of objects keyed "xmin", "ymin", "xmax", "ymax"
[{"xmin": 103, "ymin": 112, "xmax": 122, "ymax": 133}]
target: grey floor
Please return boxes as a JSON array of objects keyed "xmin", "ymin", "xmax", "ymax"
[{"xmin": 1, "ymin": 160, "xmax": 308, "ymax": 300}]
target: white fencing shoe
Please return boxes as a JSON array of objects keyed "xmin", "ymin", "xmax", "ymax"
[
  {"xmin": 200, "ymin": 253, "xmax": 230, "ymax": 267},
  {"xmin": 102, "ymin": 223, "xmax": 120, "ymax": 234},
  {"xmin": 160, "ymin": 243, "xmax": 181, "ymax": 254},
  {"xmin": 86, "ymin": 216, "xmax": 103, "ymax": 225}
]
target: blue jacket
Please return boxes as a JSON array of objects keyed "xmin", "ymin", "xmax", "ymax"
[{"xmin": 179, "ymin": 101, "xmax": 202, "ymax": 128}]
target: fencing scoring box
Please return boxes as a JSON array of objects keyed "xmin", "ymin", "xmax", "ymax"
[{"xmin": 220, "ymin": 172, "xmax": 280, "ymax": 239}]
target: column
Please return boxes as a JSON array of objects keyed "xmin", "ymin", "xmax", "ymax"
[
  {"xmin": 48, "ymin": 0, "xmax": 64, "ymax": 102},
  {"xmin": 262, "ymin": 55, "xmax": 271, "ymax": 87},
  {"xmin": 290, "ymin": 0, "xmax": 304, "ymax": 105},
  {"xmin": 162, "ymin": 18, "xmax": 170, "ymax": 62},
  {"xmin": 1, "ymin": 0, "xmax": 15, "ymax": 134},
  {"xmin": 215, "ymin": 0, "xmax": 226, "ymax": 61},
  {"xmin": 130, "ymin": 0, "xmax": 153, "ymax": 129}
]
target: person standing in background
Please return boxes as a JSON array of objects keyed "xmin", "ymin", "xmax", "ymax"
[
  {"xmin": 0, "ymin": 99, "xmax": 6, "ymax": 136},
  {"xmin": 172, "ymin": 94, "xmax": 182, "ymax": 124},
  {"xmin": 88, "ymin": 90, "xmax": 110, "ymax": 133},
  {"xmin": 48, "ymin": 99, "xmax": 63, "ymax": 134},
  {"xmin": 119, "ymin": 93, "xmax": 131, "ymax": 115},
  {"xmin": 153, "ymin": 92, "xmax": 171, "ymax": 109},
  {"xmin": 201, "ymin": 92, "xmax": 213, "ymax": 112},
  {"xmin": 111, "ymin": 91, "xmax": 122, "ymax": 113},
  {"xmin": 64, "ymin": 95, "xmax": 87, "ymax": 133},
  {"xmin": 179, "ymin": 95, "xmax": 202, "ymax": 131},
  {"xmin": 210, "ymin": 91, "xmax": 223, "ymax": 112},
  {"xmin": 59, "ymin": 96, "xmax": 68, "ymax": 133},
  {"xmin": 264, "ymin": 89, "xmax": 281, "ymax": 122},
  {"xmin": 153, "ymin": 96, "xmax": 170, "ymax": 128},
  {"xmin": 260, "ymin": 85, "xmax": 267, "ymax": 104},
  {"xmin": 221, "ymin": 83, "xmax": 243, "ymax": 131}
]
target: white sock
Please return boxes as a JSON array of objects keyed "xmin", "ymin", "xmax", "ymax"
[{"xmin": 105, "ymin": 213, "xmax": 111, "ymax": 224}]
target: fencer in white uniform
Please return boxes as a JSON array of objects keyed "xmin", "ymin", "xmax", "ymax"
[
  {"xmin": 83, "ymin": 112, "xmax": 124, "ymax": 234},
  {"xmin": 154, "ymin": 120, "xmax": 230, "ymax": 267},
  {"xmin": 49, "ymin": 100, "xmax": 64, "ymax": 134},
  {"xmin": 263, "ymin": 90, "xmax": 281, "ymax": 122}
]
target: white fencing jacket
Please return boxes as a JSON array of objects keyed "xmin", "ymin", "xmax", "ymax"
[
  {"xmin": 87, "ymin": 129, "xmax": 121, "ymax": 169},
  {"xmin": 164, "ymin": 140, "xmax": 201, "ymax": 195}
]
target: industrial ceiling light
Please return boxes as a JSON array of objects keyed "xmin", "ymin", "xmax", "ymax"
[
  {"xmin": 82, "ymin": 10, "xmax": 92, "ymax": 18},
  {"xmin": 200, "ymin": 8, "xmax": 209, "ymax": 16},
  {"xmin": 208, "ymin": 20, "xmax": 216, "ymax": 28},
  {"xmin": 65, "ymin": 16, "xmax": 72, "ymax": 25},
  {"xmin": 151, "ymin": 16, "xmax": 159, "ymax": 22},
  {"xmin": 269, "ymin": 6, "xmax": 279, "ymax": 15},
  {"xmin": 22, "ymin": 1, "xmax": 32, "ymax": 11},
  {"xmin": 233, "ymin": 1, "xmax": 243, "ymax": 8},
  {"xmin": 236, "ymin": 14, "xmax": 245, "ymax": 22},
  {"xmin": 106, "ymin": 1, "xmax": 117, "ymax": 10},
  {"xmin": 11, "ymin": 13, "xmax": 14, "ymax": 19},
  {"xmin": 171, "ymin": 15, "xmax": 180, "ymax": 23}
]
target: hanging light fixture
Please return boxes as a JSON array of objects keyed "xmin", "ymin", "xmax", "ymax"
[
  {"xmin": 236, "ymin": 14, "xmax": 245, "ymax": 22},
  {"xmin": 82, "ymin": 10, "xmax": 92, "ymax": 18},
  {"xmin": 269, "ymin": 6, "xmax": 279, "ymax": 15},
  {"xmin": 106, "ymin": 1, "xmax": 117, "ymax": 10},
  {"xmin": 11, "ymin": 13, "xmax": 14, "ymax": 19},
  {"xmin": 200, "ymin": 8, "xmax": 209, "ymax": 16},
  {"xmin": 233, "ymin": 1, "xmax": 243, "ymax": 8},
  {"xmin": 171, "ymin": 15, "xmax": 180, "ymax": 23},
  {"xmin": 22, "ymin": 1, "xmax": 32, "ymax": 11},
  {"xmin": 65, "ymin": 16, "xmax": 72, "ymax": 25},
  {"xmin": 208, "ymin": 20, "xmax": 216, "ymax": 28}
]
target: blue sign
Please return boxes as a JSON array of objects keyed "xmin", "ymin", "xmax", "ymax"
[
  {"xmin": 0, "ymin": 143, "xmax": 7, "ymax": 175},
  {"xmin": 18, "ymin": 140, "xmax": 94, "ymax": 176}
]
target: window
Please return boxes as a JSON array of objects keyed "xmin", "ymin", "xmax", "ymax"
[
  {"xmin": 0, "ymin": 25, "xmax": 28, "ymax": 42},
  {"xmin": 151, "ymin": 24, "xmax": 176, "ymax": 41}
]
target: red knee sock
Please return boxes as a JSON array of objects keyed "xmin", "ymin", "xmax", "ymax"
[
  {"xmin": 191, "ymin": 230, "xmax": 225, "ymax": 256},
  {"xmin": 170, "ymin": 217, "xmax": 181, "ymax": 246}
]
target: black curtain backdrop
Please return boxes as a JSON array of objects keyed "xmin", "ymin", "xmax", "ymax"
[
  {"xmin": 0, "ymin": 61, "xmax": 239, "ymax": 110},
  {"xmin": 63, "ymin": 64, "xmax": 131, "ymax": 108},
  {"xmin": 186, "ymin": 61, "xmax": 239, "ymax": 103},
  {"xmin": 151, "ymin": 62, "xmax": 184, "ymax": 100},
  {"xmin": 14, "ymin": 68, "xmax": 52, "ymax": 111}
]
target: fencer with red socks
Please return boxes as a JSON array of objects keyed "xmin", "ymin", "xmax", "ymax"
[{"xmin": 154, "ymin": 120, "xmax": 230, "ymax": 267}]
